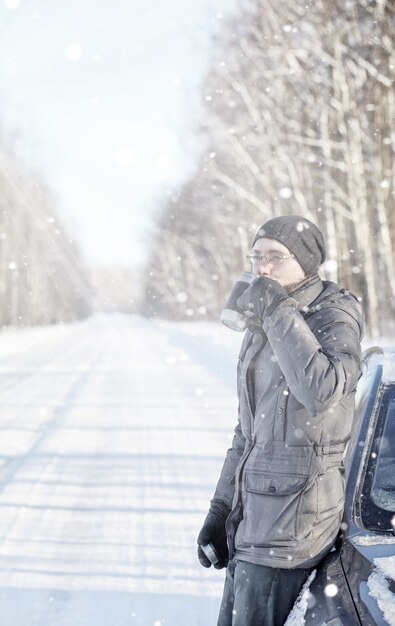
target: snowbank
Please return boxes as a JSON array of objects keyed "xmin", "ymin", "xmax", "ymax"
[
  {"xmin": 284, "ymin": 569, "xmax": 317, "ymax": 626},
  {"xmin": 367, "ymin": 556, "xmax": 395, "ymax": 626}
]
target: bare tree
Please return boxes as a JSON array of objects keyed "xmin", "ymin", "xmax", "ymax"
[{"xmin": 0, "ymin": 139, "xmax": 93, "ymax": 327}]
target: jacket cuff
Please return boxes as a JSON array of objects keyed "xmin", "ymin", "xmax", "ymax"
[
  {"xmin": 262, "ymin": 297, "xmax": 298, "ymax": 331},
  {"xmin": 210, "ymin": 499, "xmax": 232, "ymax": 517}
]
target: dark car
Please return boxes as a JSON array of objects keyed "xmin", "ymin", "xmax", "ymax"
[{"xmin": 287, "ymin": 346, "xmax": 395, "ymax": 626}]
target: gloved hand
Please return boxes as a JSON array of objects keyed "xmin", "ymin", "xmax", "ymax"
[
  {"xmin": 237, "ymin": 276, "xmax": 289, "ymax": 321},
  {"xmin": 197, "ymin": 499, "xmax": 231, "ymax": 569}
]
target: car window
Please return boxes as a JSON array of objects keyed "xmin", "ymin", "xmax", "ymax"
[
  {"xmin": 345, "ymin": 364, "xmax": 379, "ymax": 480},
  {"xmin": 371, "ymin": 395, "xmax": 395, "ymax": 512},
  {"xmin": 361, "ymin": 384, "xmax": 395, "ymax": 531}
]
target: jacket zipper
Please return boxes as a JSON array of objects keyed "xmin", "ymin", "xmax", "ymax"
[{"xmin": 226, "ymin": 435, "xmax": 257, "ymax": 559}]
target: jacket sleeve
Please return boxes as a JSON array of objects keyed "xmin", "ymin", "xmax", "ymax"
[
  {"xmin": 212, "ymin": 420, "xmax": 246, "ymax": 509},
  {"xmin": 262, "ymin": 297, "xmax": 363, "ymax": 417}
]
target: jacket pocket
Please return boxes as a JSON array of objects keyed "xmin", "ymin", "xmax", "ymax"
[
  {"xmin": 240, "ymin": 470, "xmax": 309, "ymax": 546},
  {"xmin": 245, "ymin": 471, "xmax": 307, "ymax": 495}
]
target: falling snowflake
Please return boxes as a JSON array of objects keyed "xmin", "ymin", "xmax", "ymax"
[
  {"xmin": 175, "ymin": 292, "xmax": 188, "ymax": 303},
  {"xmin": 323, "ymin": 259, "xmax": 338, "ymax": 273},
  {"xmin": 296, "ymin": 220, "xmax": 310, "ymax": 232},
  {"xmin": 65, "ymin": 43, "xmax": 82, "ymax": 61},
  {"xmin": 279, "ymin": 187, "xmax": 293, "ymax": 199},
  {"xmin": 4, "ymin": 0, "xmax": 20, "ymax": 9},
  {"xmin": 324, "ymin": 583, "xmax": 338, "ymax": 597}
]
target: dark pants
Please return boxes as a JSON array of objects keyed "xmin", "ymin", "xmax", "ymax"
[{"xmin": 217, "ymin": 559, "xmax": 312, "ymax": 626}]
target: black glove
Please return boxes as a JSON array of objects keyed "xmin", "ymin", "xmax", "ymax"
[
  {"xmin": 197, "ymin": 500, "xmax": 230, "ymax": 569},
  {"xmin": 237, "ymin": 276, "xmax": 289, "ymax": 321}
]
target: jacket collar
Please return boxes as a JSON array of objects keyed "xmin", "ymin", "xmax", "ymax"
[{"xmin": 286, "ymin": 274, "xmax": 324, "ymax": 312}]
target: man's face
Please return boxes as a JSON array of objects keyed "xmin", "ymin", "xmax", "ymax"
[{"xmin": 251, "ymin": 237, "xmax": 306, "ymax": 288}]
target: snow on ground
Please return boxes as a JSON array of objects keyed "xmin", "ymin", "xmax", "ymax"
[
  {"xmin": 0, "ymin": 313, "xmax": 242, "ymax": 626},
  {"xmin": 283, "ymin": 569, "xmax": 316, "ymax": 626}
]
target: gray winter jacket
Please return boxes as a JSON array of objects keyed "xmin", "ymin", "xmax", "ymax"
[{"xmin": 213, "ymin": 276, "xmax": 364, "ymax": 569}]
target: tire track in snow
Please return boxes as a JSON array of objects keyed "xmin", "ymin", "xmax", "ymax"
[{"xmin": 0, "ymin": 314, "xmax": 240, "ymax": 625}]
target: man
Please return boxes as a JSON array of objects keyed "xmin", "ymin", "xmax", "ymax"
[{"xmin": 197, "ymin": 215, "xmax": 364, "ymax": 626}]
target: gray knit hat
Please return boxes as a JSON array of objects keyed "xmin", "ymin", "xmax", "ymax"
[{"xmin": 252, "ymin": 215, "xmax": 326, "ymax": 276}]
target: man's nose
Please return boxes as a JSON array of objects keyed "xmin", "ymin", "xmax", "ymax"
[{"xmin": 254, "ymin": 258, "xmax": 271, "ymax": 276}]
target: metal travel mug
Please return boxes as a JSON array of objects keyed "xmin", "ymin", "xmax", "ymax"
[
  {"xmin": 220, "ymin": 271, "xmax": 256, "ymax": 331},
  {"xmin": 201, "ymin": 542, "xmax": 219, "ymax": 565}
]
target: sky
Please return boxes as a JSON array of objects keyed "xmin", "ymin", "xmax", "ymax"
[{"xmin": 0, "ymin": 0, "xmax": 233, "ymax": 267}]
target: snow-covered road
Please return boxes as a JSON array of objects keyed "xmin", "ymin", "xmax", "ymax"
[{"xmin": 0, "ymin": 314, "xmax": 241, "ymax": 626}]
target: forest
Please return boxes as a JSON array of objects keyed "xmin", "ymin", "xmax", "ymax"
[
  {"xmin": 0, "ymin": 137, "xmax": 92, "ymax": 326},
  {"xmin": 0, "ymin": 139, "xmax": 137, "ymax": 327},
  {"xmin": 142, "ymin": 0, "xmax": 395, "ymax": 338}
]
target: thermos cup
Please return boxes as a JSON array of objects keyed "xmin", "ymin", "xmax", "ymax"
[
  {"xmin": 200, "ymin": 542, "xmax": 219, "ymax": 565},
  {"xmin": 220, "ymin": 271, "xmax": 256, "ymax": 331}
]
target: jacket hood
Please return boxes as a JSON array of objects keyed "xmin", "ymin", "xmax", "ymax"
[{"xmin": 308, "ymin": 280, "xmax": 365, "ymax": 342}]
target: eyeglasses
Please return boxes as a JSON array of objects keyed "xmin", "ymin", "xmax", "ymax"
[{"xmin": 245, "ymin": 252, "xmax": 295, "ymax": 266}]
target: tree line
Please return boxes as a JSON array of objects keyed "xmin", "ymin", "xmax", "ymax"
[
  {"xmin": 0, "ymin": 137, "xmax": 93, "ymax": 327},
  {"xmin": 0, "ymin": 133, "xmax": 142, "ymax": 329},
  {"xmin": 141, "ymin": 0, "xmax": 395, "ymax": 338}
]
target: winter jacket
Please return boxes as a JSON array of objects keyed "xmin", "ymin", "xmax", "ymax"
[{"xmin": 213, "ymin": 275, "xmax": 364, "ymax": 569}]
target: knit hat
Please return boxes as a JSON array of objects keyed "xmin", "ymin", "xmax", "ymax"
[{"xmin": 252, "ymin": 215, "xmax": 326, "ymax": 276}]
